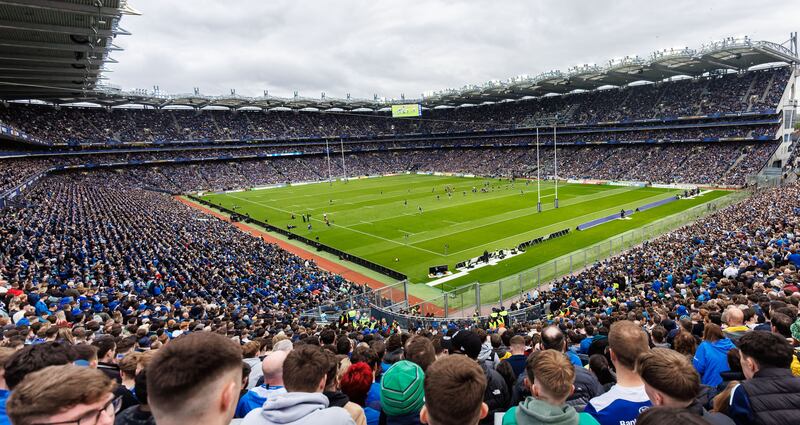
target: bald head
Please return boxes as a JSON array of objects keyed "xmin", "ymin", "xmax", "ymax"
[
  {"xmin": 726, "ymin": 307, "xmax": 744, "ymax": 327},
  {"xmin": 262, "ymin": 351, "xmax": 288, "ymax": 386},
  {"xmin": 541, "ymin": 326, "xmax": 566, "ymax": 352}
]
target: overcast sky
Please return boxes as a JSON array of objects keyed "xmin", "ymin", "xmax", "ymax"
[{"xmin": 109, "ymin": 0, "xmax": 799, "ymax": 100}]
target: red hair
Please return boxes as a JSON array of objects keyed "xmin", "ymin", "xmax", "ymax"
[{"xmin": 340, "ymin": 362, "xmax": 373, "ymax": 406}]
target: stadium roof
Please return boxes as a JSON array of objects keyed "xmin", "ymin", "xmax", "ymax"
[
  {"xmin": 1, "ymin": 22, "xmax": 798, "ymax": 110},
  {"xmin": 0, "ymin": 0, "xmax": 138, "ymax": 100}
]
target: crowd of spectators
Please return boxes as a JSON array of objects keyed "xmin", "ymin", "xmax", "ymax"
[
  {"xmin": 0, "ymin": 61, "xmax": 797, "ymax": 425},
  {"xmin": 0, "ymin": 137, "xmax": 798, "ymax": 425},
  {"xmin": 0, "ymin": 137, "xmax": 780, "ymax": 196},
  {"xmin": 0, "ymin": 67, "xmax": 789, "ymax": 145}
]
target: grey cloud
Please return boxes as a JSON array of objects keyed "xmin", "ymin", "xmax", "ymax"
[{"xmin": 110, "ymin": 0, "xmax": 799, "ymax": 100}]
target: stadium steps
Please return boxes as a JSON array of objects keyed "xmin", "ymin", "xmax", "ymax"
[
  {"xmin": 167, "ymin": 111, "xmax": 182, "ymax": 138},
  {"xmin": 80, "ymin": 114, "xmax": 106, "ymax": 141},
  {"xmin": 724, "ymin": 148, "xmax": 750, "ymax": 177},
  {"xmin": 296, "ymin": 157, "xmax": 323, "ymax": 178},
  {"xmin": 746, "ymin": 96, "xmax": 756, "ymax": 112},
  {"xmin": 694, "ymin": 80, "xmax": 712, "ymax": 115},
  {"xmin": 742, "ymin": 74, "xmax": 759, "ymax": 104},
  {"xmin": 208, "ymin": 111, "xmax": 223, "ymax": 135},
  {"xmin": 618, "ymin": 89, "xmax": 636, "ymax": 109},
  {"xmin": 759, "ymin": 71, "xmax": 778, "ymax": 103},
  {"xmin": 562, "ymin": 103, "xmax": 580, "ymax": 122},
  {"xmin": 651, "ymin": 87, "xmax": 667, "ymax": 118},
  {"xmin": 242, "ymin": 113, "xmax": 256, "ymax": 135}
]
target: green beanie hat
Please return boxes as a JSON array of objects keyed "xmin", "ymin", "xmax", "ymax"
[
  {"xmin": 380, "ymin": 360, "xmax": 425, "ymax": 416},
  {"xmin": 791, "ymin": 317, "xmax": 800, "ymax": 342}
]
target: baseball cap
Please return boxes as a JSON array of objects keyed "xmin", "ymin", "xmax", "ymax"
[{"xmin": 451, "ymin": 330, "xmax": 482, "ymax": 359}]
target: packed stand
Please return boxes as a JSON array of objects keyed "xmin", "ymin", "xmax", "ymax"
[{"xmin": 0, "ymin": 67, "xmax": 789, "ymax": 145}]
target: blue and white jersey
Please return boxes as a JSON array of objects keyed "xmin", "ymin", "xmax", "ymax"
[{"xmin": 584, "ymin": 384, "xmax": 651, "ymax": 425}]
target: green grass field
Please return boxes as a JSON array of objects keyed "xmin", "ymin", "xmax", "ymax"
[{"xmin": 200, "ymin": 174, "xmax": 730, "ymax": 291}]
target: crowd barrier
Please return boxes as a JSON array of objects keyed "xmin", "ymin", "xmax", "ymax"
[{"xmin": 362, "ymin": 191, "xmax": 745, "ymax": 324}]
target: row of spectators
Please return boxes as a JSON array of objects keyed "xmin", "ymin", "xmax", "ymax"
[
  {"xmin": 0, "ymin": 181, "xmax": 798, "ymax": 425},
  {"xmin": 0, "ymin": 140, "xmax": 779, "ymax": 195},
  {"xmin": 0, "ymin": 67, "xmax": 788, "ymax": 145}
]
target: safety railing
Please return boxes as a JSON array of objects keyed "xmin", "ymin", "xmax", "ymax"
[{"xmin": 367, "ymin": 190, "xmax": 745, "ymax": 324}]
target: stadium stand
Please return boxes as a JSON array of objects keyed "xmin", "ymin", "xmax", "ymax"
[
  {"xmin": 0, "ymin": 66, "xmax": 790, "ymax": 145},
  {"xmin": 0, "ymin": 1, "xmax": 798, "ymax": 423}
]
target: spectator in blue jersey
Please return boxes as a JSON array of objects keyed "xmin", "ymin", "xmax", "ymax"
[
  {"xmin": 236, "ymin": 350, "xmax": 289, "ymax": 418},
  {"xmin": 584, "ymin": 321, "xmax": 651, "ymax": 425},
  {"xmin": 503, "ymin": 336, "xmax": 528, "ymax": 378},
  {"xmin": 692, "ymin": 324, "xmax": 735, "ymax": 388},
  {"xmin": 727, "ymin": 331, "xmax": 800, "ymax": 425}
]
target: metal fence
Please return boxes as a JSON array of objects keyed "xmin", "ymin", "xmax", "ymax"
[{"xmin": 360, "ymin": 190, "xmax": 745, "ymax": 323}]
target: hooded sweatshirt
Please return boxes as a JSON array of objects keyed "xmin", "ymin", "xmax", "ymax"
[
  {"xmin": 242, "ymin": 392, "xmax": 355, "ymax": 425},
  {"xmin": 478, "ymin": 342, "xmax": 500, "ymax": 369},
  {"xmin": 244, "ymin": 357, "xmax": 264, "ymax": 390},
  {"xmin": 693, "ymin": 338, "xmax": 735, "ymax": 387},
  {"xmin": 502, "ymin": 397, "xmax": 599, "ymax": 425}
]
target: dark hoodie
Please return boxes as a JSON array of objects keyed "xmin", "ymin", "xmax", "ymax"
[{"xmin": 324, "ymin": 391, "xmax": 350, "ymax": 408}]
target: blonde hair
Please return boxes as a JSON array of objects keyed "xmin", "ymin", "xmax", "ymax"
[{"xmin": 337, "ymin": 356, "xmax": 352, "ymax": 383}]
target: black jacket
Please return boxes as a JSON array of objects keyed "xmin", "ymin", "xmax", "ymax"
[
  {"xmin": 739, "ymin": 367, "xmax": 800, "ymax": 425},
  {"xmin": 480, "ymin": 362, "xmax": 511, "ymax": 425}
]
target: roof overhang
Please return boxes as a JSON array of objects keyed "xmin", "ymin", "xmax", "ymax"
[
  {"xmin": 0, "ymin": 0, "xmax": 137, "ymax": 100},
  {"xmin": 3, "ymin": 33, "xmax": 797, "ymax": 110}
]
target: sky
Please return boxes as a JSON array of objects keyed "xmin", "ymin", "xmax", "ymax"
[{"xmin": 109, "ymin": 0, "xmax": 800, "ymax": 101}]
